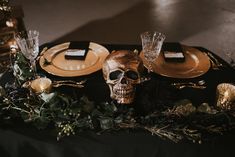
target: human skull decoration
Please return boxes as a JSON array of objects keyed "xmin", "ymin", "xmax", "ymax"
[{"xmin": 102, "ymin": 50, "xmax": 144, "ymax": 104}]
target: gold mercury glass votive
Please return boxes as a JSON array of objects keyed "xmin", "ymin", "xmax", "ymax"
[
  {"xmin": 216, "ymin": 83, "xmax": 235, "ymax": 110},
  {"xmin": 30, "ymin": 77, "xmax": 52, "ymax": 94}
]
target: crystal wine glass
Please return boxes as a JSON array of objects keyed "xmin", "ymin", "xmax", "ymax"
[
  {"xmin": 140, "ymin": 31, "xmax": 165, "ymax": 72},
  {"xmin": 15, "ymin": 30, "xmax": 39, "ymax": 75}
]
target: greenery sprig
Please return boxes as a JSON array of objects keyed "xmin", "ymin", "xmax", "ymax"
[{"xmin": 1, "ymin": 83, "xmax": 235, "ymax": 143}]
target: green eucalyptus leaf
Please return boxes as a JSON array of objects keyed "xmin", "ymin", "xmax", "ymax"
[
  {"xmin": 99, "ymin": 117, "xmax": 113, "ymax": 130},
  {"xmin": 91, "ymin": 109, "xmax": 103, "ymax": 117},
  {"xmin": 58, "ymin": 95, "xmax": 70, "ymax": 106},
  {"xmin": 80, "ymin": 96, "xmax": 94, "ymax": 107},
  {"xmin": 21, "ymin": 111, "xmax": 32, "ymax": 122},
  {"xmin": 114, "ymin": 116, "xmax": 123, "ymax": 124},
  {"xmin": 102, "ymin": 102, "xmax": 117, "ymax": 116},
  {"xmin": 0, "ymin": 86, "xmax": 6, "ymax": 97},
  {"xmin": 74, "ymin": 116, "xmax": 92, "ymax": 129}
]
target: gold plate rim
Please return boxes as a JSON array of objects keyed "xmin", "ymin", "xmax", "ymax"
[
  {"xmin": 140, "ymin": 45, "xmax": 211, "ymax": 79},
  {"xmin": 39, "ymin": 42, "xmax": 109, "ymax": 77}
]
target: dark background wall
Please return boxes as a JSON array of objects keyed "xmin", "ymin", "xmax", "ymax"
[{"xmin": 11, "ymin": 0, "xmax": 235, "ymax": 62}]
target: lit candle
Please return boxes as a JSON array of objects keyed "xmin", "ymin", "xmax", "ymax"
[
  {"xmin": 30, "ymin": 77, "xmax": 52, "ymax": 94},
  {"xmin": 216, "ymin": 83, "xmax": 235, "ymax": 110},
  {"xmin": 6, "ymin": 18, "xmax": 17, "ymax": 28}
]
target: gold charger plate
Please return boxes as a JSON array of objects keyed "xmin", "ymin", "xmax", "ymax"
[
  {"xmin": 140, "ymin": 45, "xmax": 211, "ymax": 78},
  {"xmin": 39, "ymin": 42, "xmax": 109, "ymax": 77}
]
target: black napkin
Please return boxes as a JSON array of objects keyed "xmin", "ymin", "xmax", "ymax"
[
  {"xmin": 162, "ymin": 43, "xmax": 185, "ymax": 62},
  {"xmin": 64, "ymin": 41, "xmax": 89, "ymax": 60}
]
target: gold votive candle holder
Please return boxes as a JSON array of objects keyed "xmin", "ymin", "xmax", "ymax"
[
  {"xmin": 30, "ymin": 77, "xmax": 52, "ymax": 94},
  {"xmin": 216, "ymin": 83, "xmax": 235, "ymax": 110}
]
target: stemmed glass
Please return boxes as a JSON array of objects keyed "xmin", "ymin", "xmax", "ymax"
[
  {"xmin": 140, "ymin": 31, "xmax": 165, "ymax": 72},
  {"xmin": 15, "ymin": 30, "xmax": 39, "ymax": 76}
]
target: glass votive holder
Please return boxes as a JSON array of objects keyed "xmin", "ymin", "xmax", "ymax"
[
  {"xmin": 30, "ymin": 77, "xmax": 52, "ymax": 94},
  {"xmin": 216, "ymin": 83, "xmax": 235, "ymax": 110}
]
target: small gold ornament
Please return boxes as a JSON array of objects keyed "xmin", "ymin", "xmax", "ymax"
[{"xmin": 216, "ymin": 83, "xmax": 235, "ymax": 110}]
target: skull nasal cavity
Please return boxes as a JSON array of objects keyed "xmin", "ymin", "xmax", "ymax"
[{"xmin": 121, "ymin": 78, "xmax": 127, "ymax": 84}]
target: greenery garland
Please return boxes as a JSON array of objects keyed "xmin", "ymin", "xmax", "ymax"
[{"xmin": 0, "ymin": 51, "xmax": 235, "ymax": 143}]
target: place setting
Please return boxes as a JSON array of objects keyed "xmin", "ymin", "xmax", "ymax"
[
  {"xmin": 38, "ymin": 41, "xmax": 109, "ymax": 77},
  {"xmin": 8, "ymin": 33, "xmax": 113, "ymax": 91},
  {"xmin": 140, "ymin": 31, "xmax": 214, "ymax": 78}
]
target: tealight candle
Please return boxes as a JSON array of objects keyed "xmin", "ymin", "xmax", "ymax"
[
  {"xmin": 30, "ymin": 77, "xmax": 52, "ymax": 94},
  {"xmin": 216, "ymin": 83, "xmax": 235, "ymax": 110}
]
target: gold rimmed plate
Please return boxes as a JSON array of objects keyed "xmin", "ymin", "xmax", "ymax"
[
  {"xmin": 140, "ymin": 45, "xmax": 211, "ymax": 78},
  {"xmin": 39, "ymin": 42, "xmax": 109, "ymax": 77}
]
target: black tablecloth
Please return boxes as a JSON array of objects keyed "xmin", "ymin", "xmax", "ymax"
[
  {"xmin": 1, "ymin": 122, "xmax": 235, "ymax": 157},
  {"xmin": 0, "ymin": 42, "xmax": 235, "ymax": 157}
]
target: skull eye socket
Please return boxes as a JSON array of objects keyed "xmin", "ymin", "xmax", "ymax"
[
  {"xmin": 126, "ymin": 70, "xmax": 139, "ymax": 80},
  {"xmin": 109, "ymin": 70, "xmax": 123, "ymax": 80}
]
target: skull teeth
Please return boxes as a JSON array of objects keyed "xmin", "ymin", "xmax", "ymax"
[{"xmin": 114, "ymin": 88, "xmax": 134, "ymax": 97}]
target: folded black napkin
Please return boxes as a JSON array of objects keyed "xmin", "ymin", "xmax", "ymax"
[
  {"xmin": 64, "ymin": 41, "xmax": 89, "ymax": 60},
  {"xmin": 162, "ymin": 43, "xmax": 185, "ymax": 62}
]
